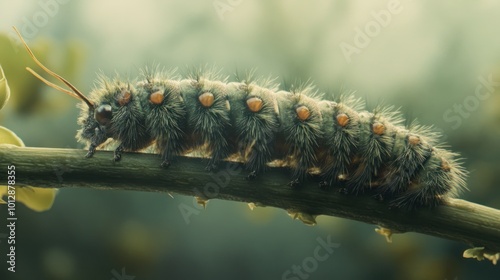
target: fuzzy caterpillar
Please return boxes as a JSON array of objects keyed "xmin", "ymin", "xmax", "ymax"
[{"xmin": 14, "ymin": 28, "xmax": 467, "ymax": 210}]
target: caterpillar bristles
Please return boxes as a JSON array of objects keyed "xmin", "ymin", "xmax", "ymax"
[
  {"xmin": 338, "ymin": 92, "xmax": 365, "ymax": 113},
  {"xmin": 234, "ymin": 68, "xmax": 279, "ymax": 92},
  {"xmin": 139, "ymin": 64, "xmax": 178, "ymax": 84},
  {"xmin": 16, "ymin": 27, "xmax": 468, "ymax": 210},
  {"xmin": 186, "ymin": 64, "xmax": 227, "ymax": 84}
]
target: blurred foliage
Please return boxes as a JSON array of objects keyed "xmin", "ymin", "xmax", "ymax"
[
  {"xmin": 0, "ymin": 33, "xmax": 84, "ymax": 115},
  {"xmin": 0, "ymin": 65, "xmax": 10, "ymax": 110},
  {"xmin": 0, "ymin": 63, "xmax": 57, "ymax": 212},
  {"xmin": 0, "ymin": 126, "xmax": 24, "ymax": 147}
]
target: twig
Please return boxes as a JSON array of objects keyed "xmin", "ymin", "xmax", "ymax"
[{"xmin": 1, "ymin": 145, "xmax": 500, "ymax": 252}]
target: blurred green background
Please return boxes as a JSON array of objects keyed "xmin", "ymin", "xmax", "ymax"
[{"xmin": 1, "ymin": 0, "xmax": 500, "ymax": 279}]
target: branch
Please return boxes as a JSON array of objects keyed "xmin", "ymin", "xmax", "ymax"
[{"xmin": 1, "ymin": 145, "xmax": 500, "ymax": 253}]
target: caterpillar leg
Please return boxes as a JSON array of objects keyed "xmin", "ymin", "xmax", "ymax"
[
  {"xmin": 158, "ymin": 132, "xmax": 186, "ymax": 169},
  {"xmin": 113, "ymin": 143, "xmax": 124, "ymax": 162},
  {"xmin": 318, "ymin": 180, "xmax": 329, "ymax": 189},
  {"xmin": 84, "ymin": 126, "xmax": 108, "ymax": 158},
  {"xmin": 156, "ymin": 121, "xmax": 186, "ymax": 169},
  {"xmin": 246, "ymin": 170, "xmax": 258, "ymax": 180},
  {"xmin": 205, "ymin": 160, "xmax": 220, "ymax": 172},
  {"xmin": 161, "ymin": 160, "xmax": 170, "ymax": 168},
  {"xmin": 160, "ymin": 156, "xmax": 171, "ymax": 168},
  {"xmin": 85, "ymin": 145, "xmax": 96, "ymax": 158},
  {"xmin": 244, "ymin": 136, "xmax": 275, "ymax": 180},
  {"xmin": 288, "ymin": 179, "xmax": 301, "ymax": 188},
  {"xmin": 204, "ymin": 122, "xmax": 230, "ymax": 172}
]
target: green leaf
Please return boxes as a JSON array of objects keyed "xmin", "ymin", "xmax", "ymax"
[
  {"xmin": 0, "ymin": 126, "xmax": 25, "ymax": 147},
  {"xmin": 0, "ymin": 65, "xmax": 11, "ymax": 110}
]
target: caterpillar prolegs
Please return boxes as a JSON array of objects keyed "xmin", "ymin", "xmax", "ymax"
[{"xmin": 15, "ymin": 28, "xmax": 467, "ymax": 210}]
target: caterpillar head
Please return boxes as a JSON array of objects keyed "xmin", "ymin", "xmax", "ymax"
[
  {"xmin": 76, "ymin": 98, "xmax": 110, "ymax": 142},
  {"xmin": 76, "ymin": 81, "xmax": 135, "ymax": 142}
]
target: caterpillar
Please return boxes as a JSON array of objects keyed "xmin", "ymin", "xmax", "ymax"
[{"xmin": 14, "ymin": 28, "xmax": 467, "ymax": 210}]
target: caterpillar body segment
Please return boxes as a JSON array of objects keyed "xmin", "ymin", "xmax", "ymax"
[
  {"xmin": 278, "ymin": 92, "xmax": 324, "ymax": 187},
  {"xmin": 319, "ymin": 98, "xmax": 362, "ymax": 188},
  {"xmin": 137, "ymin": 76, "xmax": 187, "ymax": 168},
  {"xmin": 346, "ymin": 110, "xmax": 399, "ymax": 194},
  {"xmin": 227, "ymin": 82, "xmax": 280, "ymax": 180},
  {"xmin": 179, "ymin": 78, "xmax": 233, "ymax": 171}
]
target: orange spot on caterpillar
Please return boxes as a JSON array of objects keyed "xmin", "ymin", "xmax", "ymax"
[
  {"xmin": 408, "ymin": 135, "xmax": 420, "ymax": 146},
  {"xmin": 336, "ymin": 113, "xmax": 349, "ymax": 127},
  {"xmin": 199, "ymin": 92, "xmax": 214, "ymax": 108},
  {"xmin": 372, "ymin": 122, "xmax": 385, "ymax": 135},
  {"xmin": 441, "ymin": 159, "xmax": 451, "ymax": 172},
  {"xmin": 296, "ymin": 106, "xmax": 310, "ymax": 121},
  {"xmin": 149, "ymin": 90, "xmax": 164, "ymax": 105},
  {"xmin": 246, "ymin": 97, "xmax": 263, "ymax": 112},
  {"xmin": 117, "ymin": 90, "xmax": 131, "ymax": 106}
]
